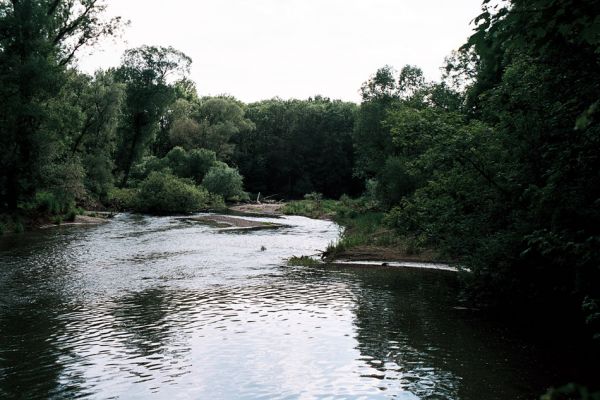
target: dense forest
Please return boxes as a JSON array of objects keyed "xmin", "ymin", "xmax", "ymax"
[{"xmin": 1, "ymin": 0, "xmax": 599, "ymax": 393}]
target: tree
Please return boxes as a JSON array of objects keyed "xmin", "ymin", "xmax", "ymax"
[
  {"xmin": 0, "ymin": 0, "xmax": 122, "ymax": 211},
  {"xmin": 202, "ymin": 162, "xmax": 247, "ymax": 201},
  {"xmin": 170, "ymin": 96, "xmax": 254, "ymax": 160},
  {"xmin": 235, "ymin": 98, "xmax": 358, "ymax": 198},
  {"xmin": 115, "ymin": 45, "xmax": 191, "ymax": 187},
  {"xmin": 381, "ymin": 0, "xmax": 600, "ymax": 332}
]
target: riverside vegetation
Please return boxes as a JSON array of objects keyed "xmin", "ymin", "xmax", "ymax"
[{"xmin": 0, "ymin": 0, "xmax": 599, "ymax": 397}]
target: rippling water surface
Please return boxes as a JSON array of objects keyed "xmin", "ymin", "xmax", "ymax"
[{"xmin": 0, "ymin": 214, "xmax": 576, "ymax": 399}]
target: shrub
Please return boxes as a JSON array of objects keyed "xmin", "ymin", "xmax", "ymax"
[
  {"xmin": 187, "ymin": 148, "xmax": 217, "ymax": 183},
  {"xmin": 135, "ymin": 172, "xmax": 210, "ymax": 214},
  {"xmin": 65, "ymin": 209, "xmax": 77, "ymax": 222},
  {"xmin": 129, "ymin": 155, "xmax": 167, "ymax": 183},
  {"xmin": 40, "ymin": 160, "xmax": 85, "ymax": 210},
  {"xmin": 202, "ymin": 162, "xmax": 248, "ymax": 201},
  {"xmin": 34, "ymin": 191, "xmax": 62, "ymax": 215},
  {"xmin": 132, "ymin": 147, "xmax": 218, "ymax": 185},
  {"xmin": 107, "ymin": 188, "xmax": 138, "ymax": 211},
  {"xmin": 29, "ymin": 190, "xmax": 79, "ymax": 220},
  {"xmin": 207, "ymin": 193, "xmax": 226, "ymax": 210},
  {"xmin": 164, "ymin": 146, "xmax": 189, "ymax": 177}
]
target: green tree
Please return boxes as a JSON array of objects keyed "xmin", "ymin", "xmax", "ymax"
[
  {"xmin": 0, "ymin": 0, "xmax": 121, "ymax": 211},
  {"xmin": 236, "ymin": 97, "xmax": 358, "ymax": 198},
  {"xmin": 136, "ymin": 171, "xmax": 210, "ymax": 214},
  {"xmin": 202, "ymin": 162, "xmax": 247, "ymax": 201},
  {"xmin": 115, "ymin": 45, "xmax": 191, "ymax": 187},
  {"xmin": 353, "ymin": 66, "xmax": 401, "ymax": 179},
  {"xmin": 170, "ymin": 96, "xmax": 254, "ymax": 160}
]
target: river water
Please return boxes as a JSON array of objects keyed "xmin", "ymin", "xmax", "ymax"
[{"xmin": 0, "ymin": 213, "xmax": 580, "ymax": 399}]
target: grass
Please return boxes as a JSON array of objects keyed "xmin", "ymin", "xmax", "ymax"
[
  {"xmin": 282, "ymin": 196, "xmax": 438, "ymax": 262},
  {"xmin": 282, "ymin": 199, "xmax": 340, "ymax": 220},
  {"xmin": 324, "ymin": 211, "xmax": 410, "ymax": 258},
  {"xmin": 287, "ymin": 256, "xmax": 322, "ymax": 267}
]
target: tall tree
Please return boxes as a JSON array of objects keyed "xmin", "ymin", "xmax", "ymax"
[
  {"xmin": 170, "ymin": 96, "xmax": 254, "ymax": 160},
  {"xmin": 114, "ymin": 45, "xmax": 191, "ymax": 187},
  {"xmin": 0, "ymin": 0, "xmax": 121, "ymax": 210}
]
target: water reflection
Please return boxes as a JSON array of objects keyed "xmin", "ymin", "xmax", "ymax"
[
  {"xmin": 0, "ymin": 287, "xmax": 86, "ymax": 399},
  {"xmin": 0, "ymin": 214, "xmax": 585, "ymax": 399}
]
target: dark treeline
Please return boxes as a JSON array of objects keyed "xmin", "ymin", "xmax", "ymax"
[
  {"xmin": 1, "ymin": 0, "xmax": 599, "ymax": 375},
  {"xmin": 235, "ymin": 97, "xmax": 360, "ymax": 199}
]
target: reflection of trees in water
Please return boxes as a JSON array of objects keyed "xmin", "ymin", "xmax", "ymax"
[
  {"xmin": 348, "ymin": 267, "xmax": 541, "ymax": 400},
  {"xmin": 0, "ymin": 231, "xmax": 88, "ymax": 399},
  {"xmin": 108, "ymin": 287, "xmax": 194, "ymax": 383},
  {"xmin": 112, "ymin": 288, "xmax": 174, "ymax": 357},
  {"xmin": 0, "ymin": 298, "xmax": 84, "ymax": 399}
]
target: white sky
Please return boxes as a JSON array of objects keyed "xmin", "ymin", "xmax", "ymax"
[{"xmin": 78, "ymin": 0, "xmax": 482, "ymax": 103}]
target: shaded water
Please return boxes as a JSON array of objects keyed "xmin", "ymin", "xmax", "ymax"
[{"xmin": 0, "ymin": 214, "xmax": 580, "ymax": 399}]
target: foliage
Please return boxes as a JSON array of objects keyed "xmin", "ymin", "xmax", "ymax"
[
  {"xmin": 287, "ymin": 256, "xmax": 321, "ymax": 267},
  {"xmin": 0, "ymin": 0, "xmax": 122, "ymax": 211},
  {"xmin": 201, "ymin": 163, "xmax": 248, "ymax": 202},
  {"xmin": 367, "ymin": 0, "xmax": 600, "ymax": 327},
  {"xmin": 106, "ymin": 188, "xmax": 138, "ymax": 211},
  {"xmin": 115, "ymin": 45, "xmax": 192, "ymax": 187},
  {"xmin": 170, "ymin": 96, "xmax": 254, "ymax": 160},
  {"xmin": 236, "ymin": 97, "xmax": 360, "ymax": 198},
  {"xmin": 282, "ymin": 198, "xmax": 339, "ymax": 220},
  {"xmin": 134, "ymin": 172, "xmax": 211, "ymax": 214}
]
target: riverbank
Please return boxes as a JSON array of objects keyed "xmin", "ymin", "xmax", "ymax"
[
  {"xmin": 39, "ymin": 213, "xmax": 111, "ymax": 229},
  {"xmin": 283, "ymin": 199, "xmax": 443, "ymax": 263},
  {"xmin": 179, "ymin": 214, "xmax": 286, "ymax": 231},
  {"xmin": 0, "ymin": 210, "xmax": 113, "ymax": 234},
  {"xmin": 231, "ymin": 199, "xmax": 445, "ymax": 265}
]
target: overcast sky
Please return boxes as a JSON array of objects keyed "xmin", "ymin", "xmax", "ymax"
[{"xmin": 78, "ymin": 0, "xmax": 482, "ymax": 103}]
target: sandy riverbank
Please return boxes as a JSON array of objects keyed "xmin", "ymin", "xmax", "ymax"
[{"xmin": 180, "ymin": 214, "xmax": 287, "ymax": 231}]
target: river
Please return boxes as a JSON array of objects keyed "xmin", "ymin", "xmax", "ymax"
[{"xmin": 0, "ymin": 213, "xmax": 580, "ymax": 399}]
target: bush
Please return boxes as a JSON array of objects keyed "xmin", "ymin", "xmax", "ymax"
[
  {"xmin": 107, "ymin": 188, "xmax": 138, "ymax": 211},
  {"xmin": 34, "ymin": 191, "xmax": 62, "ymax": 215},
  {"xmin": 131, "ymin": 147, "xmax": 218, "ymax": 185},
  {"xmin": 202, "ymin": 162, "xmax": 248, "ymax": 201},
  {"xmin": 164, "ymin": 146, "xmax": 189, "ymax": 177},
  {"xmin": 207, "ymin": 193, "xmax": 226, "ymax": 211},
  {"xmin": 187, "ymin": 148, "xmax": 217, "ymax": 183},
  {"xmin": 40, "ymin": 160, "xmax": 85, "ymax": 210},
  {"xmin": 129, "ymin": 155, "xmax": 167, "ymax": 184},
  {"xmin": 135, "ymin": 172, "xmax": 210, "ymax": 214},
  {"xmin": 30, "ymin": 191, "xmax": 79, "ymax": 220}
]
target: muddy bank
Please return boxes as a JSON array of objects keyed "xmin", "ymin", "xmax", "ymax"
[
  {"xmin": 325, "ymin": 244, "xmax": 443, "ymax": 264},
  {"xmin": 39, "ymin": 214, "xmax": 110, "ymax": 229},
  {"xmin": 180, "ymin": 214, "xmax": 287, "ymax": 231}
]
